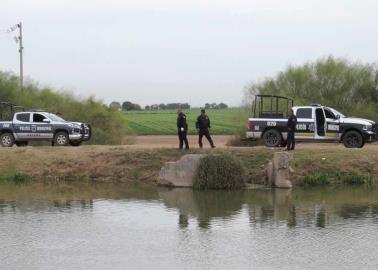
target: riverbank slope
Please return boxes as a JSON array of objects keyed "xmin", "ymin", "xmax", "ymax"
[{"xmin": 1, "ymin": 144, "xmax": 378, "ymax": 186}]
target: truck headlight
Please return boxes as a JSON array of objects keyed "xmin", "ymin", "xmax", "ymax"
[{"xmin": 363, "ymin": 125, "xmax": 372, "ymax": 131}]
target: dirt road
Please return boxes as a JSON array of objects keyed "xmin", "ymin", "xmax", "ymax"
[
  {"xmin": 130, "ymin": 135, "xmax": 378, "ymax": 150},
  {"xmin": 129, "ymin": 135, "xmax": 232, "ymax": 149}
]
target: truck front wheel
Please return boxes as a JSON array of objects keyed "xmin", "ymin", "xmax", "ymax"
[
  {"xmin": 0, "ymin": 133, "xmax": 15, "ymax": 147},
  {"xmin": 54, "ymin": 132, "xmax": 69, "ymax": 146},
  {"xmin": 262, "ymin": 129, "xmax": 282, "ymax": 147},
  {"xmin": 343, "ymin": 130, "xmax": 364, "ymax": 148}
]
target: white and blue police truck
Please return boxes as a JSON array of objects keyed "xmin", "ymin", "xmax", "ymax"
[
  {"xmin": 246, "ymin": 95, "xmax": 376, "ymax": 148},
  {"xmin": 0, "ymin": 102, "xmax": 91, "ymax": 147}
]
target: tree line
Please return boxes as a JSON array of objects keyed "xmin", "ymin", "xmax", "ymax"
[
  {"xmin": 110, "ymin": 101, "xmax": 229, "ymax": 111},
  {"xmin": 245, "ymin": 56, "xmax": 378, "ymax": 120}
]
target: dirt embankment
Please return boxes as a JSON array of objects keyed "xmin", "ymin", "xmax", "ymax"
[{"xmin": 1, "ymin": 139, "xmax": 378, "ymax": 185}]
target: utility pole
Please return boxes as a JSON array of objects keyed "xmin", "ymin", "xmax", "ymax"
[
  {"xmin": 8, "ymin": 22, "xmax": 24, "ymax": 90},
  {"xmin": 18, "ymin": 22, "xmax": 24, "ymax": 90}
]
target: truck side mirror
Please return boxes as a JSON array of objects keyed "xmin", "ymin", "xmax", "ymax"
[
  {"xmin": 43, "ymin": 118, "xmax": 50, "ymax": 123},
  {"xmin": 335, "ymin": 115, "xmax": 340, "ymax": 120}
]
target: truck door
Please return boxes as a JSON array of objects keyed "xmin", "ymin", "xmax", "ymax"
[
  {"xmin": 315, "ymin": 108, "xmax": 327, "ymax": 138},
  {"xmin": 295, "ymin": 108, "xmax": 315, "ymax": 140},
  {"xmin": 324, "ymin": 107, "xmax": 340, "ymax": 140},
  {"xmin": 31, "ymin": 113, "xmax": 53, "ymax": 139},
  {"xmin": 13, "ymin": 113, "xmax": 32, "ymax": 139}
]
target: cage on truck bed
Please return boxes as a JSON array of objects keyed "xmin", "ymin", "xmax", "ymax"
[
  {"xmin": 252, "ymin": 95, "xmax": 293, "ymax": 119},
  {"xmin": 0, "ymin": 102, "xmax": 24, "ymax": 121}
]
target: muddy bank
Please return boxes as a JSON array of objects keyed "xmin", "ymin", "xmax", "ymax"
[{"xmin": 1, "ymin": 145, "xmax": 378, "ymax": 186}]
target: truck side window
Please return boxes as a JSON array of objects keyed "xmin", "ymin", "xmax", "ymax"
[
  {"xmin": 296, "ymin": 108, "xmax": 312, "ymax": 119},
  {"xmin": 324, "ymin": 108, "xmax": 335, "ymax": 119},
  {"xmin": 33, "ymin": 113, "xmax": 47, "ymax": 123},
  {"xmin": 16, "ymin": 113, "xmax": 30, "ymax": 122}
]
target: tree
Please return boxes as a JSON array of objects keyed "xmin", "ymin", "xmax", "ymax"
[
  {"xmin": 158, "ymin": 103, "xmax": 167, "ymax": 110},
  {"xmin": 245, "ymin": 56, "xmax": 378, "ymax": 120},
  {"xmin": 218, "ymin": 103, "xmax": 228, "ymax": 109},
  {"xmin": 109, "ymin": 101, "xmax": 121, "ymax": 111},
  {"xmin": 122, "ymin": 101, "xmax": 142, "ymax": 111},
  {"xmin": 205, "ymin": 103, "xmax": 211, "ymax": 109},
  {"xmin": 122, "ymin": 101, "xmax": 134, "ymax": 111},
  {"xmin": 145, "ymin": 105, "xmax": 150, "ymax": 110}
]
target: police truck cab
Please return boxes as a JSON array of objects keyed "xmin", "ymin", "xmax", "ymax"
[{"xmin": 246, "ymin": 95, "xmax": 376, "ymax": 148}]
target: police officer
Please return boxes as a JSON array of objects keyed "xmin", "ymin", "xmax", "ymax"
[
  {"xmin": 287, "ymin": 108, "xmax": 297, "ymax": 151},
  {"xmin": 196, "ymin": 109, "xmax": 215, "ymax": 148},
  {"xmin": 177, "ymin": 108, "xmax": 189, "ymax": 150}
]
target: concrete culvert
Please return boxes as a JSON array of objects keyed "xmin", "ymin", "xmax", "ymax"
[{"xmin": 193, "ymin": 154, "xmax": 246, "ymax": 190}]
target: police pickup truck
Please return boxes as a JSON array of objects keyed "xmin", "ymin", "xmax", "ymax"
[
  {"xmin": 0, "ymin": 110, "xmax": 91, "ymax": 147},
  {"xmin": 246, "ymin": 95, "xmax": 376, "ymax": 148}
]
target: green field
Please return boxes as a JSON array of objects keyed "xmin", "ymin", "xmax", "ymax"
[{"xmin": 125, "ymin": 108, "xmax": 250, "ymax": 135}]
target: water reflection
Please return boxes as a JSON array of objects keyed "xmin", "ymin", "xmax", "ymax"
[
  {"xmin": 158, "ymin": 187, "xmax": 378, "ymax": 229},
  {"xmin": 1, "ymin": 182, "xmax": 378, "ymax": 230}
]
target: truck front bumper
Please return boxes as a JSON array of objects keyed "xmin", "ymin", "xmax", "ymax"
[
  {"xmin": 362, "ymin": 130, "xmax": 376, "ymax": 142},
  {"xmin": 70, "ymin": 124, "xmax": 91, "ymax": 142}
]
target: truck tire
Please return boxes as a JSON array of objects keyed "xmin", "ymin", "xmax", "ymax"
[
  {"xmin": 15, "ymin": 141, "xmax": 28, "ymax": 147},
  {"xmin": 262, "ymin": 129, "xmax": 282, "ymax": 147},
  {"xmin": 54, "ymin": 131, "xmax": 69, "ymax": 146},
  {"xmin": 69, "ymin": 141, "xmax": 82, "ymax": 147},
  {"xmin": 343, "ymin": 130, "xmax": 364, "ymax": 148},
  {"xmin": 0, "ymin": 133, "xmax": 15, "ymax": 147}
]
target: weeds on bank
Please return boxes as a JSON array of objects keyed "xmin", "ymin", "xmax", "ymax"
[
  {"xmin": 302, "ymin": 171, "xmax": 375, "ymax": 187},
  {"xmin": 0, "ymin": 173, "xmax": 33, "ymax": 184}
]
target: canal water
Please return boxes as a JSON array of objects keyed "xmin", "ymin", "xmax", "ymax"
[{"xmin": 1, "ymin": 182, "xmax": 378, "ymax": 270}]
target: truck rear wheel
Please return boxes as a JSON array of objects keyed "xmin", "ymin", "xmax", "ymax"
[
  {"xmin": 343, "ymin": 130, "xmax": 364, "ymax": 148},
  {"xmin": 262, "ymin": 129, "xmax": 282, "ymax": 147},
  {"xmin": 0, "ymin": 133, "xmax": 15, "ymax": 147},
  {"xmin": 54, "ymin": 132, "xmax": 69, "ymax": 146}
]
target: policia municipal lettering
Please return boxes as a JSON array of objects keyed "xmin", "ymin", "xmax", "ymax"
[
  {"xmin": 196, "ymin": 109, "xmax": 215, "ymax": 148},
  {"xmin": 177, "ymin": 108, "xmax": 189, "ymax": 149}
]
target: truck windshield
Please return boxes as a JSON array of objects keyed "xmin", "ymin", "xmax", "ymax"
[
  {"xmin": 47, "ymin": 113, "xmax": 66, "ymax": 122},
  {"xmin": 329, "ymin": 108, "xmax": 345, "ymax": 118}
]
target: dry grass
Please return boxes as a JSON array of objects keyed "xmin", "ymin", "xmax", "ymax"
[{"xmin": 0, "ymin": 145, "xmax": 377, "ymax": 186}]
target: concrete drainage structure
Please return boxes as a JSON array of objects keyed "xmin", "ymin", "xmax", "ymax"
[
  {"xmin": 158, "ymin": 154, "xmax": 204, "ymax": 187},
  {"xmin": 266, "ymin": 151, "xmax": 293, "ymax": 188},
  {"xmin": 158, "ymin": 152, "xmax": 293, "ymax": 189}
]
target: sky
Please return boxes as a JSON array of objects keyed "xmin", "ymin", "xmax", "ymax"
[{"xmin": 1, "ymin": 0, "xmax": 378, "ymax": 107}]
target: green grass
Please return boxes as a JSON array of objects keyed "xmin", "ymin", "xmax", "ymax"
[
  {"xmin": 301, "ymin": 171, "xmax": 375, "ymax": 187},
  {"xmin": 124, "ymin": 108, "xmax": 250, "ymax": 135}
]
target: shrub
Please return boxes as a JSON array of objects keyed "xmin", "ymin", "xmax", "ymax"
[{"xmin": 193, "ymin": 154, "xmax": 246, "ymax": 190}]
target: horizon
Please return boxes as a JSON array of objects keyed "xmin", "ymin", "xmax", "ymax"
[{"xmin": 1, "ymin": 0, "xmax": 378, "ymax": 107}]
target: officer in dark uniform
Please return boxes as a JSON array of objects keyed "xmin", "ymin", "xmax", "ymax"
[
  {"xmin": 287, "ymin": 108, "xmax": 297, "ymax": 151},
  {"xmin": 177, "ymin": 108, "xmax": 189, "ymax": 149},
  {"xmin": 196, "ymin": 109, "xmax": 215, "ymax": 148}
]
